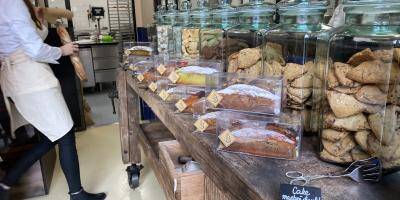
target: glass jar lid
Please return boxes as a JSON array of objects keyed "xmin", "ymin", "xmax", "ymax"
[
  {"xmin": 278, "ymin": 0, "xmax": 327, "ymax": 25},
  {"xmin": 160, "ymin": 1, "xmax": 178, "ymax": 25},
  {"xmin": 236, "ymin": 0, "xmax": 276, "ymax": 30},
  {"xmin": 343, "ymin": 0, "xmax": 400, "ymax": 25},
  {"xmin": 211, "ymin": 0, "xmax": 238, "ymax": 29},
  {"xmin": 189, "ymin": 0, "xmax": 213, "ymax": 27},
  {"xmin": 154, "ymin": 5, "xmax": 167, "ymax": 23},
  {"xmin": 175, "ymin": 0, "xmax": 192, "ymax": 25}
]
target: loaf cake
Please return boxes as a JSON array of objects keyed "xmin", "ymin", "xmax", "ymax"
[
  {"xmin": 171, "ymin": 66, "xmax": 218, "ymax": 86},
  {"xmin": 208, "ymin": 84, "xmax": 281, "ymax": 115},
  {"xmin": 219, "ymin": 127, "xmax": 297, "ymax": 159}
]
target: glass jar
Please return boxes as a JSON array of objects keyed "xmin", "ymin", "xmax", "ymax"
[
  {"xmin": 172, "ymin": 0, "xmax": 192, "ymax": 58},
  {"xmin": 199, "ymin": 0, "xmax": 238, "ymax": 63},
  {"xmin": 225, "ymin": 0, "xmax": 276, "ymax": 76},
  {"xmin": 181, "ymin": 0, "xmax": 212, "ymax": 59},
  {"xmin": 157, "ymin": 2, "xmax": 177, "ymax": 55},
  {"xmin": 315, "ymin": 0, "xmax": 400, "ymax": 170},
  {"xmin": 262, "ymin": 0, "xmax": 328, "ymax": 133}
]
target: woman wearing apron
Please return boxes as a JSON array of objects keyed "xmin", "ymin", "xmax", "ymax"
[{"xmin": 0, "ymin": 1, "xmax": 106, "ymax": 200}]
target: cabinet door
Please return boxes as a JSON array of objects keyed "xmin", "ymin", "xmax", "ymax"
[{"xmin": 79, "ymin": 48, "xmax": 96, "ymax": 87}]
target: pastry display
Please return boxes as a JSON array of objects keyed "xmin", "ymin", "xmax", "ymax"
[
  {"xmin": 317, "ymin": 48, "xmax": 400, "ymax": 168},
  {"xmin": 157, "ymin": 25, "xmax": 171, "ymax": 54},
  {"xmin": 175, "ymin": 91, "xmax": 205, "ymax": 114},
  {"xmin": 216, "ymin": 111, "xmax": 301, "ymax": 160},
  {"xmin": 169, "ymin": 65, "xmax": 220, "ymax": 86},
  {"xmin": 158, "ymin": 85, "xmax": 204, "ymax": 102},
  {"xmin": 200, "ymin": 29, "xmax": 223, "ymax": 60}
]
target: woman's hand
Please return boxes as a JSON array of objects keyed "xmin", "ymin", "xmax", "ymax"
[{"xmin": 60, "ymin": 42, "xmax": 79, "ymax": 56}]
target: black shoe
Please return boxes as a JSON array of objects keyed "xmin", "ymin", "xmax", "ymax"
[
  {"xmin": 0, "ymin": 186, "xmax": 10, "ymax": 200},
  {"xmin": 70, "ymin": 189, "xmax": 106, "ymax": 200}
]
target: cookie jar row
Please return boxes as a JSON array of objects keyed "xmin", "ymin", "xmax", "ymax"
[{"xmin": 313, "ymin": 0, "xmax": 400, "ymax": 170}]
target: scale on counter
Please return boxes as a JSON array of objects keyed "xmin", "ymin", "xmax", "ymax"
[{"xmin": 87, "ymin": 6, "xmax": 105, "ymax": 39}]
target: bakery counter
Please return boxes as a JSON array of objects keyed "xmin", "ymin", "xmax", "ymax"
[
  {"xmin": 117, "ymin": 68, "xmax": 400, "ymax": 200},
  {"xmin": 78, "ymin": 41, "xmax": 120, "ymax": 88}
]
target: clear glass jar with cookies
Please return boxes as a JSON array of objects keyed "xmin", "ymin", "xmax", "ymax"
[
  {"xmin": 181, "ymin": 0, "xmax": 212, "ymax": 59},
  {"xmin": 225, "ymin": 0, "xmax": 276, "ymax": 76},
  {"xmin": 157, "ymin": 2, "xmax": 177, "ymax": 55},
  {"xmin": 262, "ymin": 0, "xmax": 328, "ymax": 133},
  {"xmin": 172, "ymin": 0, "xmax": 191, "ymax": 58},
  {"xmin": 199, "ymin": 0, "xmax": 238, "ymax": 64},
  {"xmin": 315, "ymin": 0, "xmax": 400, "ymax": 170}
]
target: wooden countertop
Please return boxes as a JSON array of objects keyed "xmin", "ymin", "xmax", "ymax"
[{"xmin": 122, "ymin": 70, "xmax": 400, "ymax": 200}]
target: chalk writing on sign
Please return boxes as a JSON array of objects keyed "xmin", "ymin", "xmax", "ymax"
[{"xmin": 280, "ymin": 184, "xmax": 321, "ymax": 200}]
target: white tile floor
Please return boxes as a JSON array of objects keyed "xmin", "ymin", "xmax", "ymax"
[{"xmin": 28, "ymin": 124, "xmax": 165, "ymax": 200}]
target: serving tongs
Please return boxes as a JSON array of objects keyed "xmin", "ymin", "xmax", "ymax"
[{"xmin": 286, "ymin": 157, "xmax": 382, "ymax": 186}]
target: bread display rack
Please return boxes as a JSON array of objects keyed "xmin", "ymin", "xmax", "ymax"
[{"xmin": 117, "ymin": 68, "xmax": 400, "ymax": 200}]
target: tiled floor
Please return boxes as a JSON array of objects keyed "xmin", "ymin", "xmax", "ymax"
[{"xmin": 28, "ymin": 124, "xmax": 165, "ymax": 200}]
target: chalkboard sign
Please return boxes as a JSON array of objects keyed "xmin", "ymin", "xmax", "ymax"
[{"xmin": 280, "ymin": 184, "xmax": 322, "ymax": 200}]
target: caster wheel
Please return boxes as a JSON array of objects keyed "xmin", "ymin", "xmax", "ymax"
[{"xmin": 126, "ymin": 164, "xmax": 143, "ymax": 189}]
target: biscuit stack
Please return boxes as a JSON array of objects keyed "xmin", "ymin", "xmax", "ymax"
[{"xmin": 319, "ymin": 48, "xmax": 400, "ymax": 169}]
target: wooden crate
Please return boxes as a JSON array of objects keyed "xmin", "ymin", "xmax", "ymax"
[{"xmin": 159, "ymin": 140, "xmax": 205, "ymax": 200}]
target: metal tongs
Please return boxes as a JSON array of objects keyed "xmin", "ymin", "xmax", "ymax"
[{"xmin": 286, "ymin": 157, "xmax": 382, "ymax": 186}]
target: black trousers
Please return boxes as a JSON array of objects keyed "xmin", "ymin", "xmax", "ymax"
[{"xmin": 1, "ymin": 129, "xmax": 82, "ymax": 193}]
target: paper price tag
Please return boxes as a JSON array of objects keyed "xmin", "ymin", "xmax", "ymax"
[
  {"xmin": 159, "ymin": 90, "xmax": 170, "ymax": 101},
  {"xmin": 157, "ymin": 64, "xmax": 167, "ymax": 75},
  {"xmin": 149, "ymin": 82, "xmax": 157, "ymax": 92},
  {"xmin": 168, "ymin": 71, "xmax": 180, "ymax": 83},
  {"xmin": 194, "ymin": 119, "xmax": 209, "ymax": 132},
  {"xmin": 137, "ymin": 74, "xmax": 144, "ymax": 82},
  {"xmin": 218, "ymin": 130, "xmax": 235, "ymax": 147},
  {"xmin": 207, "ymin": 90, "xmax": 223, "ymax": 107},
  {"xmin": 175, "ymin": 99, "xmax": 187, "ymax": 112}
]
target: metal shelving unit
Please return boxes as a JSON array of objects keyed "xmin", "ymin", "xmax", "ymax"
[{"xmin": 107, "ymin": 0, "xmax": 135, "ymax": 43}]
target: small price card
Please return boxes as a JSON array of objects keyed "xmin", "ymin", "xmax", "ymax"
[
  {"xmin": 175, "ymin": 99, "xmax": 187, "ymax": 112},
  {"xmin": 159, "ymin": 90, "xmax": 170, "ymax": 101},
  {"xmin": 207, "ymin": 90, "xmax": 223, "ymax": 107},
  {"xmin": 137, "ymin": 74, "xmax": 144, "ymax": 82},
  {"xmin": 157, "ymin": 64, "xmax": 167, "ymax": 75},
  {"xmin": 194, "ymin": 119, "xmax": 209, "ymax": 132},
  {"xmin": 168, "ymin": 71, "xmax": 180, "ymax": 83},
  {"xmin": 149, "ymin": 82, "xmax": 157, "ymax": 92},
  {"xmin": 280, "ymin": 184, "xmax": 322, "ymax": 200},
  {"xmin": 218, "ymin": 130, "xmax": 235, "ymax": 147}
]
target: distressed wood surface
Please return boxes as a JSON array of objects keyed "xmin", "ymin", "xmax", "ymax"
[
  {"xmin": 204, "ymin": 176, "xmax": 229, "ymax": 200},
  {"xmin": 136, "ymin": 122, "xmax": 176, "ymax": 200},
  {"xmin": 117, "ymin": 69, "xmax": 130, "ymax": 164},
  {"xmin": 122, "ymin": 71, "xmax": 400, "ymax": 200}
]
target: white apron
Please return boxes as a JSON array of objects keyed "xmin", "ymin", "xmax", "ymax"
[{"xmin": 0, "ymin": 25, "xmax": 73, "ymax": 142}]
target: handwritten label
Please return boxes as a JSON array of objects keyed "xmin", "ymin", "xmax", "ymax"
[
  {"xmin": 207, "ymin": 90, "xmax": 223, "ymax": 107},
  {"xmin": 280, "ymin": 184, "xmax": 321, "ymax": 200},
  {"xmin": 137, "ymin": 74, "xmax": 144, "ymax": 82},
  {"xmin": 157, "ymin": 64, "xmax": 167, "ymax": 75},
  {"xmin": 159, "ymin": 90, "xmax": 170, "ymax": 101},
  {"xmin": 168, "ymin": 71, "xmax": 180, "ymax": 83},
  {"xmin": 149, "ymin": 82, "xmax": 157, "ymax": 92},
  {"xmin": 175, "ymin": 99, "xmax": 187, "ymax": 112},
  {"xmin": 218, "ymin": 130, "xmax": 235, "ymax": 147},
  {"xmin": 194, "ymin": 119, "xmax": 209, "ymax": 132}
]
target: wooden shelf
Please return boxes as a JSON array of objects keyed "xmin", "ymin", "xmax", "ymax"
[{"xmin": 117, "ymin": 69, "xmax": 400, "ymax": 200}]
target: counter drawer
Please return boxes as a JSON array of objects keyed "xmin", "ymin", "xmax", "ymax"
[
  {"xmin": 92, "ymin": 46, "xmax": 119, "ymax": 58},
  {"xmin": 93, "ymin": 58, "xmax": 119, "ymax": 70},
  {"xmin": 95, "ymin": 69, "xmax": 117, "ymax": 83},
  {"xmin": 159, "ymin": 140, "xmax": 205, "ymax": 200}
]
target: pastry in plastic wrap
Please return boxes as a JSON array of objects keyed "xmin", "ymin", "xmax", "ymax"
[
  {"xmin": 175, "ymin": 91, "xmax": 205, "ymax": 113},
  {"xmin": 207, "ymin": 84, "xmax": 281, "ymax": 115},
  {"xmin": 217, "ymin": 112, "xmax": 302, "ymax": 160},
  {"xmin": 126, "ymin": 46, "xmax": 153, "ymax": 56},
  {"xmin": 193, "ymin": 111, "xmax": 223, "ymax": 133},
  {"xmin": 169, "ymin": 66, "xmax": 219, "ymax": 86},
  {"xmin": 159, "ymin": 86, "xmax": 203, "ymax": 102}
]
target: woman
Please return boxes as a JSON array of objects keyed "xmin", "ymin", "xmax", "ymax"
[{"xmin": 0, "ymin": 1, "xmax": 106, "ymax": 200}]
